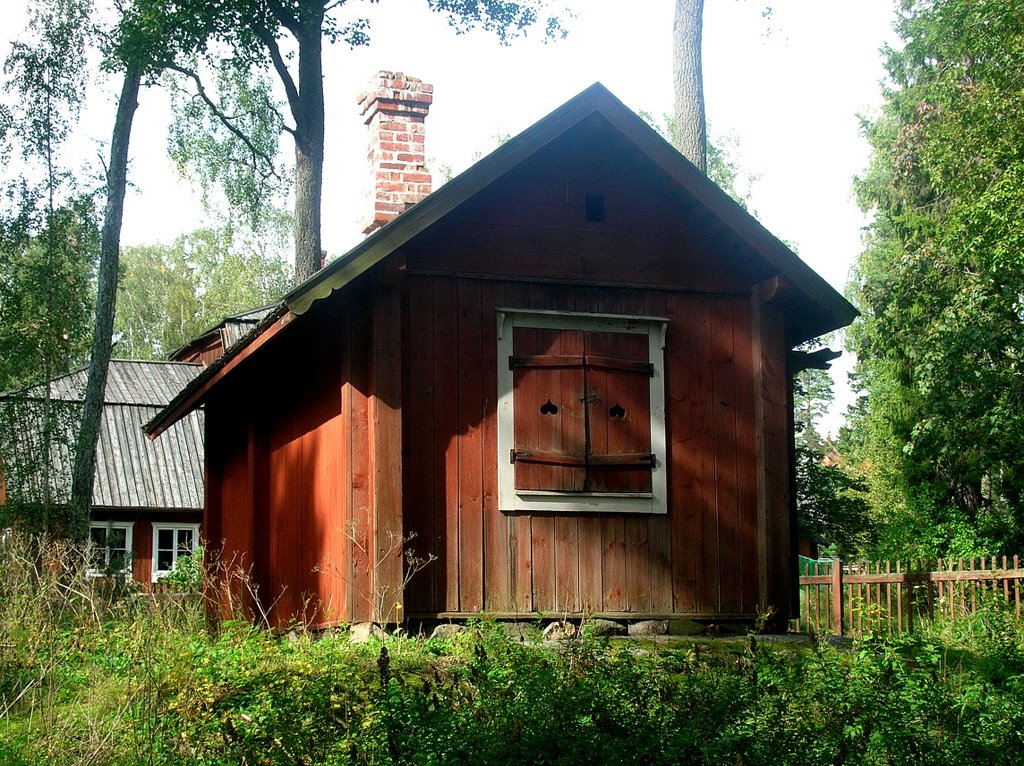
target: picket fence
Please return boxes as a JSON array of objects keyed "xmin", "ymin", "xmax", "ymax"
[{"xmin": 795, "ymin": 556, "xmax": 1024, "ymax": 637}]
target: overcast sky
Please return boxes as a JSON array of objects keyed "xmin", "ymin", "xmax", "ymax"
[{"xmin": 1, "ymin": 0, "xmax": 900, "ymax": 431}]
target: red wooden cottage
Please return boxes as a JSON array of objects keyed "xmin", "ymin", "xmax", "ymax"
[{"xmin": 148, "ymin": 75, "xmax": 856, "ymax": 630}]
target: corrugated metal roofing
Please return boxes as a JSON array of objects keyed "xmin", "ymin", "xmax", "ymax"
[{"xmin": 1, "ymin": 360, "xmax": 203, "ymax": 511}]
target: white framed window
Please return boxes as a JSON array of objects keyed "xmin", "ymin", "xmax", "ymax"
[
  {"xmin": 151, "ymin": 523, "xmax": 200, "ymax": 581},
  {"xmin": 497, "ymin": 308, "xmax": 668, "ymax": 514},
  {"xmin": 88, "ymin": 521, "xmax": 134, "ymax": 577}
]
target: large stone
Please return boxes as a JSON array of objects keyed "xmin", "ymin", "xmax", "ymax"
[
  {"xmin": 349, "ymin": 622, "xmax": 388, "ymax": 643},
  {"xmin": 501, "ymin": 622, "xmax": 537, "ymax": 642},
  {"xmin": 582, "ymin": 618, "xmax": 627, "ymax": 637},
  {"xmin": 430, "ymin": 624, "xmax": 465, "ymax": 640},
  {"xmin": 667, "ymin": 619, "xmax": 707, "ymax": 636},
  {"xmin": 628, "ymin": 620, "xmax": 668, "ymax": 637},
  {"xmin": 543, "ymin": 620, "xmax": 578, "ymax": 642}
]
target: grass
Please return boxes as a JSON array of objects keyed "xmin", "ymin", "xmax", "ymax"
[{"xmin": 3, "ymin": 531, "xmax": 1024, "ymax": 765}]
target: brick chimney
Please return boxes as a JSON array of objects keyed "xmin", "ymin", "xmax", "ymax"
[{"xmin": 358, "ymin": 71, "xmax": 433, "ymax": 234}]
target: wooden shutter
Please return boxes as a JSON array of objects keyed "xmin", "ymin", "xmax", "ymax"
[
  {"xmin": 511, "ymin": 328, "xmax": 586, "ymax": 491},
  {"xmin": 511, "ymin": 326, "xmax": 654, "ymax": 495},
  {"xmin": 584, "ymin": 331, "xmax": 653, "ymax": 493}
]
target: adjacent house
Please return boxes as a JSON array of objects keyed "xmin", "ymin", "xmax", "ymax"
[
  {"xmin": 148, "ymin": 75, "xmax": 856, "ymax": 630},
  {"xmin": 0, "ymin": 360, "xmax": 204, "ymax": 582}
]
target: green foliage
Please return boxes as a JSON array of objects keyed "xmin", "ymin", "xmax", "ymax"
[
  {"xmin": 166, "ymin": 60, "xmax": 289, "ymax": 232},
  {"xmin": 161, "ymin": 545, "xmax": 203, "ymax": 591},
  {"xmin": 114, "ymin": 223, "xmax": 292, "ymax": 359},
  {"xmin": 5, "ymin": 532, "xmax": 1024, "ymax": 766},
  {"xmin": 847, "ymin": 0, "xmax": 1024, "ymax": 557},
  {"xmin": 1, "ymin": 0, "xmax": 99, "ymax": 392},
  {"xmin": 791, "ymin": 347, "xmax": 875, "ymax": 559},
  {"xmin": 0, "ymin": 197, "xmax": 98, "ymax": 391}
]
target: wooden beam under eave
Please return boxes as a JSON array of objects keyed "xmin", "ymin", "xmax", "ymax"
[
  {"xmin": 370, "ymin": 282, "xmax": 404, "ymax": 623},
  {"xmin": 146, "ymin": 310, "xmax": 297, "ymax": 439}
]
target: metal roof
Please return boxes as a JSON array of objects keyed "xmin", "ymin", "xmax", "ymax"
[{"xmin": 1, "ymin": 360, "xmax": 204, "ymax": 511}]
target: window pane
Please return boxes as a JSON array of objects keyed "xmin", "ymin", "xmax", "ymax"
[
  {"xmin": 177, "ymin": 529, "xmax": 194, "ymax": 551},
  {"xmin": 110, "ymin": 528, "xmax": 127, "ymax": 550},
  {"xmin": 158, "ymin": 549, "xmax": 174, "ymax": 570},
  {"xmin": 158, "ymin": 529, "xmax": 174, "ymax": 550},
  {"xmin": 90, "ymin": 528, "xmax": 106, "ymax": 547}
]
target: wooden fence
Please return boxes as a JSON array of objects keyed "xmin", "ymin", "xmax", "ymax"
[{"xmin": 795, "ymin": 556, "xmax": 1024, "ymax": 637}]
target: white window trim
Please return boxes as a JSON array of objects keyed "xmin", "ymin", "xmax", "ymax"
[
  {"xmin": 87, "ymin": 521, "xmax": 134, "ymax": 577},
  {"xmin": 496, "ymin": 308, "xmax": 668, "ymax": 514},
  {"xmin": 151, "ymin": 523, "xmax": 200, "ymax": 582}
]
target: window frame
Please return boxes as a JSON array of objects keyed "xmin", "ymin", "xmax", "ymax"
[
  {"xmin": 496, "ymin": 308, "xmax": 668, "ymax": 514},
  {"xmin": 150, "ymin": 523, "xmax": 200, "ymax": 582},
  {"xmin": 87, "ymin": 521, "xmax": 134, "ymax": 578}
]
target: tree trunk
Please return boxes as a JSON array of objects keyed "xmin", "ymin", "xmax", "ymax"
[
  {"xmin": 672, "ymin": 0, "xmax": 707, "ymax": 172},
  {"xmin": 70, "ymin": 66, "xmax": 141, "ymax": 522},
  {"xmin": 291, "ymin": 17, "xmax": 325, "ymax": 284}
]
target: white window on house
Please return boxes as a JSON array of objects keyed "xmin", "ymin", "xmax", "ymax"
[
  {"xmin": 497, "ymin": 308, "xmax": 668, "ymax": 514},
  {"xmin": 151, "ymin": 524, "xmax": 200, "ymax": 581},
  {"xmin": 88, "ymin": 521, "xmax": 134, "ymax": 577}
]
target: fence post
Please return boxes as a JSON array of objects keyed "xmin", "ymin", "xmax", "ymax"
[{"xmin": 832, "ymin": 558, "xmax": 844, "ymax": 636}]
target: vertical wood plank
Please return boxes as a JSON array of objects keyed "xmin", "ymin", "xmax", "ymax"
[
  {"xmin": 371, "ymin": 284, "xmax": 404, "ymax": 623},
  {"xmin": 481, "ymin": 281, "xmax": 512, "ymax": 612},
  {"xmin": 666, "ymin": 294, "xmax": 699, "ymax": 612},
  {"xmin": 333, "ymin": 315, "xmax": 353, "ymax": 624},
  {"xmin": 711, "ymin": 297, "xmax": 741, "ymax": 612},
  {"xmin": 832, "ymin": 558, "xmax": 843, "ymax": 636},
  {"xmin": 751, "ymin": 287, "xmax": 791, "ymax": 624},
  {"xmin": 457, "ymin": 279, "xmax": 485, "ymax": 613},
  {"xmin": 404, "ymin": 277, "xmax": 437, "ymax": 613},
  {"xmin": 348, "ymin": 305, "xmax": 373, "ymax": 624},
  {"xmin": 433, "ymin": 279, "xmax": 460, "ymax": 613}
]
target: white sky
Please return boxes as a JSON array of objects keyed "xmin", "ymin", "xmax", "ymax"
[{"xmin": 1, "ymin": 0, "xmax": 900, "ymax": 433}]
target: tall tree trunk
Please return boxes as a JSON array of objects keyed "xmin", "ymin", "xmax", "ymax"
[
  {"xmin": 70, "ymin": 66, "xmax": 141, "ymax": 522},
  {"xmin": 292, "ymin": 18, "xmax": 324, "ymax": 284},
  {"xmin": 673, "ymin": 0, "xmax": 707, "ymax": 172}
]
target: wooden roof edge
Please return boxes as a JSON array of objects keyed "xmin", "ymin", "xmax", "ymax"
[{"xmin": 145, "ymin": 304, "xmax": 294, "ymax": 439}]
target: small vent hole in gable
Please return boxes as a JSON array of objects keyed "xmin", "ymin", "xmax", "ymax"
[
  {"xmin": 540, "ymin": 399, "xmax": 559, "ymax": 415},
  {"xmin": 585, "ymin": 194, "xmax": 605, "ymax": 223},
  {"xmin": 609, "ymin": 403, "xmax": 625, "ymax": 419}
]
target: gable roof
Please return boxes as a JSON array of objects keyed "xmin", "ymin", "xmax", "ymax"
[
  {"xmin": 2, "ymin": 360, "xmax": 204, "ymax": 511},
  {"xmin": 146, "ymin": 82, "xmax": 856, "ymax": 438}
]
